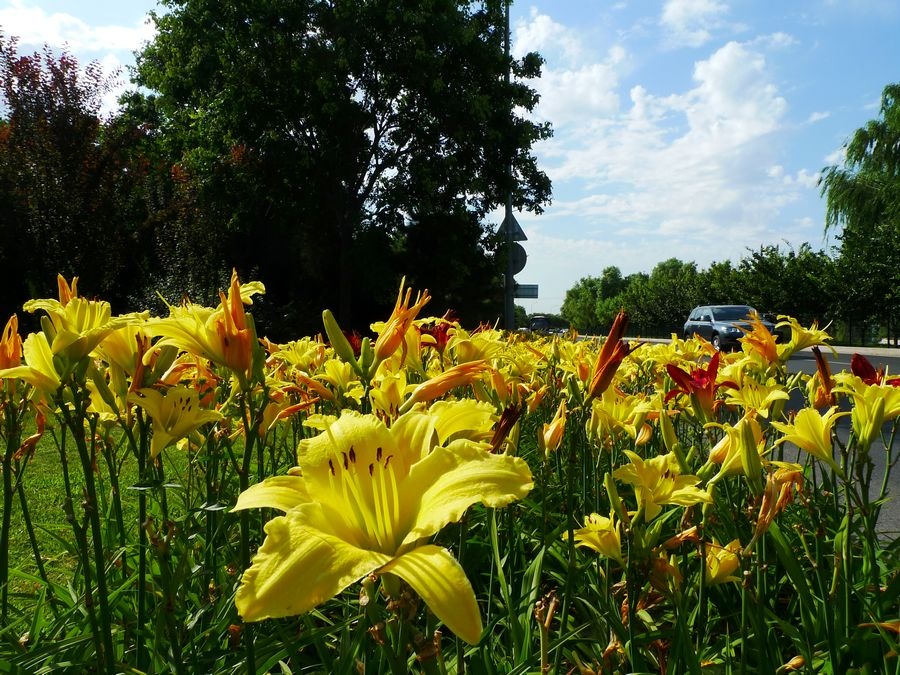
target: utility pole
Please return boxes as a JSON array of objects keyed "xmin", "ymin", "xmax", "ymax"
[{"xmin": 503, "ymin": 0, "xmax": 515, "ymax": 331}]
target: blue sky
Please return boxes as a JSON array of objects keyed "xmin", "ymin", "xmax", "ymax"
[{"xmin": 2, "ymin": 0, "xmax": 898, "ymax": 314}]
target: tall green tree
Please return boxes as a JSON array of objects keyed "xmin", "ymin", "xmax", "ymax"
[
  {"xmin": 820, "ymin": 82, "xmax": 900, "ymax": 343},
  {"xmin": 0, "ymin": 38, "xmax": 154, "ymax": 316},
  {"xmin": 132, "ymin": 0, "xmax": 552, "ymax": 332}
]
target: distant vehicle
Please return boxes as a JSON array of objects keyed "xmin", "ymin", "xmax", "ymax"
[{"xmin": 683, "ymin": 305, "xmax": 777, "ymax": 351}]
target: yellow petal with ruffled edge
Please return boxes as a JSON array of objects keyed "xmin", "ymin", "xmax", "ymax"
[
  {"xmin": 402, "ymin": 440, "xmax": 533, "ymax": 546},
  {"xmin": 233, "ymin": 475, "xmax": 310, "ymax": 512},
  {"xmin": 236, "ymin": 506, "xmax": 390, "ymax": 622},
  {"xmin": 380, "ymin": 544, "xmax": 482, "ymax": 644}
]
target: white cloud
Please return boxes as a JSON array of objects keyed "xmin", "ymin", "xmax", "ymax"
[
  {"xmin": 660, "ymin": 0, "xmax": 728, "ymax": 47},
  {"xmin": 0, "ymin": 1, "xmax": 155, "ymax": 114},
  {"xmin": 523, "ymin": 38, "xmax": 802, "ymax": 287},
  {"xmin": 806, "ymin": 111, "xmax": 830, "ymax": 123},
  {"xmin": 513, "ymin": 9, "xmax": 585, "ymax": 67},
  {"xmin": 0, "ymin": 1, "xmax": 155, "ymax": 53}
]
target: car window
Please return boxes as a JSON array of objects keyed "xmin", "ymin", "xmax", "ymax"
[{"xmin": 713, "ymin": 306, "xmax": 754, "ymax": 321}]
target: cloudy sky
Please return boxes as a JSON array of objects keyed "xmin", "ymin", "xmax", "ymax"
[{"xmin": 2, "ymin": 0, "xmax": 898, "ymax": 313}]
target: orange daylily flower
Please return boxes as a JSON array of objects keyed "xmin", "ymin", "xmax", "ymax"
[
  {"xmin": 373, "ymin": 279, "xmax": 431, "ymax": 367},
  {"xmin": 399, "ymin": 360, "xmax": 491, "ymax": 413}
]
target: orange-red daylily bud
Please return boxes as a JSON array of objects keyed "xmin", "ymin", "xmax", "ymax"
[
  {"xmin": 57, "ymin": 274, "xmax": 78, "ymax": 306},
  {"xmin": 0, "ymin": 315, "xmax": 22, "ymax": 370},
  {"xmin": 400, "ymin": 360, "xmax": 490, "ymax": 413},
  {"xmin": 587, "ymin": 311, "xmax": 633, "ymax": 401}
]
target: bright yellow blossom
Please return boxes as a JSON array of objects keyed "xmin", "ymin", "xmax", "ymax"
[
  {"xmin": 128, "ymin": 386, "xmax": 224, "ymax": 459},
  {"xmin": 148, "ymin": 270, "xmax": 264, "ymax": 386},
  {"xmin": 538, "ymin": 398, "xmax": 567, "ymax": 457},
  {"xmin": 0, "ymin": 331, "xmax": 61, "ymax": 399},
  {"xmin": 770, "ymin": 406, "xmax": 847, "ymax": 473},
  {"xmin": 705, "ymin": 539, "xmax": 742, "ymax": 585},
  {"xmin": 613, "ymin": 450, "xmax": 712, "ymax": 522},
  {"xmin": 570, "ymin": 511, "xmax": 623, "ymax": 563},
  {"xmin": 232, "ymin": 410, "xmax": 533, "ymax": 644}
]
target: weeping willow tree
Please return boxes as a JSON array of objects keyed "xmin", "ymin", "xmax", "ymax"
[{"xmin": 820, "ymin": 83, "xmax": 900, "ymax": 345}]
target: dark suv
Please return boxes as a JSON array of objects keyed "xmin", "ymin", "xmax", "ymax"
[{"xmin": 683, "ymin": 305, "xmax": 776, "ymax": 351}]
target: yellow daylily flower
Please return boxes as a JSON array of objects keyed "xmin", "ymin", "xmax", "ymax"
[
  {"xmin": 770, "ymin": 406, "xmax": 847, "ymax": 473},
  {"xmin": 369, "ymin": 365, "xmax": 409, "ymax": 420},
  {"xmin": 128, "ymin": 386, "xmax": 224, "ymax": 459},
  {"xmin": 148, "ymin": 270, "xmax": 263, "ymax": 386},
  {"xmin": 538, "ymin": 398, "xmax": 567, "ymax": 458},
  {"xmin": 232, "ymin": 410, "xmax": 533, "ymax": 644},
  {"xmin": 587, "ymin": 388, "xmax": 655, "ymax": 447},
  {"xmin": 705, "ymin": 539, "xmax": 742, "ymax": 585},
  {"xmin": 0, "ymin": 331, "xmax": 62, "ymax": 398},
  {"xmin": 738, "ymin": 313, "xmax": 779, "ymax": 364},
  {"xmin": 707, "ymin": 412, "xmax": 767, "ymax": 481},
  {"xmin": 723, "ymin": 377, "xmax": 790, "ymax": 418},
  {"xmin": 775, "ymin": 316, "xmax": 834, "ymax": 360},
  {"xmin": 570, "ymin": 511, "xmax": 623, "ymax": 563},
  {"xmin": 613, "ymin": 450, "xmax": 712, "ymax": 522}
]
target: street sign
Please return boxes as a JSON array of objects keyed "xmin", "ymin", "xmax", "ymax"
[
  {"xmin": 510, "ymin": 242, "xmax": 527, "ymax": 275},
  {"xmin": 514, "ymin": 283, "xmax": 539, "ymax": 299},
  {"xmin": 503, "ymin": 212, "xmax": 527, "ymax": 241}
]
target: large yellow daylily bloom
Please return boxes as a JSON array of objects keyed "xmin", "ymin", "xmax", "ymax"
[
  {"xmin": 233, "ymin": 409, "xmax": 533, "ymax": 644},
  {"xmin": 128, "ymin": 386, "xmax": 224, "ymax": 459},
  {"xmin": 613, "ymin": 450, "xmax": 712, "ymax": 522}
]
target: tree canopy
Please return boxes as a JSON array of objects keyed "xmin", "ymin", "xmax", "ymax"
[
  {"xmin": 820, "ymin": 82, "xmax": 900, "ymax": 343},
  {"xmin": 131, "ymin": 0, "xmax": 552, "ymax": 333}
]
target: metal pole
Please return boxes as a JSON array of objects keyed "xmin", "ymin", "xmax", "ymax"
[{"xmin": 503, "ymin": 0, "xmax": 515, "ymax": 331}]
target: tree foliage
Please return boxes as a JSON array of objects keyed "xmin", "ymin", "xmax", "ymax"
[
  {"xmin": 820, "ymin": 82, "xmax": 900, "ymax": 342},
  {"xmin": 131, "ymin": 0, "xmax": 552, "ymax": 332},
  {"xmin": 0, "ymin": 38, "xmax": 155, "ymax": 317}
]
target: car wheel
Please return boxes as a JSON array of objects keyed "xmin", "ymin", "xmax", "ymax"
[{"xmin": 711, "ymin": 334, "xmax": 722, "ymax": 351}]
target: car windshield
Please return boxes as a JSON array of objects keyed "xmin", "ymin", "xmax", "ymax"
[{"xmin": 713, "ymin": 306, "xmax": 754, "ymax": 321}]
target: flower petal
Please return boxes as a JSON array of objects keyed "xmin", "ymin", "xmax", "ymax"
[
  {"xmin": 233, "ymin": 475, "xmax": 311, "ymax": 512},
  {"xmin": 236, "ymin": 507, "xmax": 389, "ymax": 622},
  {"xmin": 402, "ymin": 440, "xmax": 533, "ymax": 545},
  {"xmin": 380, "ymin": 544, "xmax": 482, "ymax": 644}
]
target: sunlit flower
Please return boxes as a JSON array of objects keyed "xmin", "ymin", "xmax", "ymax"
[
  {"xmin": 613, "ymin": 450, "xmax": 712, "ymax": 522},
  {"xmin": 738, "ymin": 313, "xmax": 779, "ymax": 364},
  {"xmin": 232, "ymin": 410, "xmax": 533, "ymax": 644},
  {"xmin": 372, "ymin": 279, "xmax": 430, "ymax": 367},
  {"xmin": 832, "ymin": 372, "xmax": 900, "ymax": 453},
  {"xmin": 744, "ymin": 464, "xmax": 804, "ymax": 554},
  {"xmin": 705, "ymin": 539, "xmax": 742, "ymax": 585},
  {"xmin": 770, "ymin": 406, "xmax": 847, "ymax": 473},
  {"xmin": 0, "ymin": 331, "xmax": 62, "ymax": 398},
  {"xmin": 665, "ymin": 352, "xmax": 734, "ymax": 423},
  {"xmin": 128, "ymin": 385, "xmax": 224, "ymax": 459},
  {"xmin": 807, "ymin": 346, "xmax": 836, "ymax": 409},
  {"xmin": 587, "ymin": 311, "xmax": 634, "ymax": 401},
  {"xmin": 587, "ymin": 388, "xmax": 654, "ymax": 447},
  {"xmin": 0, "ymin": 315, "xmax": 22, "ymax": 370},
  {"xmin": 24, "ymin": 278, "xmax": 137, "ymax": 364},
  {"xmin": 850, "ymin": 353, "xmax": 900, "ymax": 388},
  {"xmin": 706, "ymin": 412, "xmax": 766, "ymax": 481},
  {"xmin": 538, "ymin": 398, "xmax": 568, "ymax": 458},
  {"xmin": 723, "ymin": 377, "xmax": 790, "ymax": 418},
  {"xmin": 776, "ymin": 316, "xmax": 833, "ymax": 360},
  {"xmin": 569, "ymin": 511, "xmax": 623, "ymax": 563},
  {"xmin": 400, "ymin": 360, "xmax": 491, "ymax": 413},
  {"xmin": 148, "ymin": 270, "xmax": 264, "ymax": 386}
]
